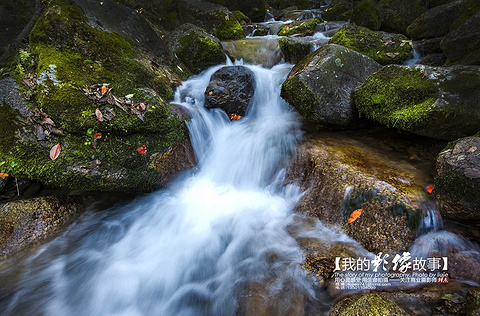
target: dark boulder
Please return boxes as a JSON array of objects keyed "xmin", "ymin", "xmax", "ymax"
[
  {"xmin": 204, "ymin": 66, "xmax": 256, "ymax": 117},
  {"xmin": 379, "ymin": 0, "xmax": 426, "ymax": 35},
  {"xmin": 406, "ymin": 0, "xmax": 462, "ymax": 40},
  {"xmin": 441, "ymin": 11, "xmax": 480, "ymax": 65},
  {"xmin": 350, "ymin": 0, "xmax": 382, "ymax": 31},
  {"xmin": 281, "ymin": 44, "xmax": 381, "ymax": 128}
]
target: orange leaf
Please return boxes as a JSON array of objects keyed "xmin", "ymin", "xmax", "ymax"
[
  {"xmin": 101, "ymin": 85, "xmax": 108, "ymax": 95},
  {"xmin": 230, "ymin": 113, "xmax": 242, "ymax": 121},
  {"xmin": 426, "ymin": 185, "xmax": 435, "ymax": 194},
  {"xmin": 95, "ymin": 108, "xmax": 104, "ymax": 122},
  {"xmin": 50, "ymin": 143, "xmax": 61, "ymax": 160},
  {"xmin": 136, "ymin": 144, "xmax": 147, "ymax": 155},
  {"xmin": 347, "ymin": 208, "xmax": 362, "ymax": 223},
  {"xmin": 0, "ymin": 172, "xmax": 9, "ymax": 179},
  {"xmin": 208, "ymin": 91, "xmax": 213, "ymax": 96},
  {"xmin": 94, "ymin": 132, "xmax": 102, "ymax": 139}
]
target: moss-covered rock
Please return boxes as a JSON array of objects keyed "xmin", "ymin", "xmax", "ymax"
[
  {"xmin": 441, "ymin": 11, "xmax": 480, "ymax": 65},
  {"xmin": 450, "ymin": 0, "xmax": 480, "ymax": 31},
  {"xmin": 277, "ymin": 18, "xmax": 323, "ymax": 36},
  {"xmin": 407, "ymin": 0, "xmax": 462, "ymax": 40},
  {"xmin": 167, "ymin": 23, "xmax": 226, "ymax": 74},
  {"xmin": 281, "ymin": 44, "xmax": 381, "ymax": 128},
  {"xmin": 329, "ymin": 24, "xmax": 412, "ymax": 65},
  {"xmin": 329, "ymin": 293, "xmax": 409, "ymax": 316},
  {"xmin": 352, "ymin": 64, "xmax": 480, "ymax": 140},
  {"xmin": 379, "ymin": 0, "xmax": 426, "ymax": 35},
  {"xmin": 465, "ymin": 288, "xmax": 480, "ymax": 316},
  {"xmin": 0, "ymin": 0, "xmax": 192, "ymax": 193},
  {"xmin": 178, "ymin": 0, "xmax": 245, "ymax": 40},
  {"xmin": 278, "ymin": 37, "xmax": 312, "ymax": 64},
  {"xmin": 435, "ymin": 136, "xmax": 480, "ymax": 221},
  {"xmin": 207, "ymin": 0, "xmax": 266, "ymax": 22},
  {"xmin": 322, "ymin": 0, "xmax": 359, "ymax": 21},
  {"xmin": 351, "ymin": 0, "xmax": 382, "ymax": 31},
  {"xmin": 0, "ymin": 195, "xmax": 89, "ymax": 258}
]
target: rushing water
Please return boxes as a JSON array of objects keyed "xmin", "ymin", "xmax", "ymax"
[{"xmin": 0, "ymin": 63, "xmax": 318, "ymax": 315}]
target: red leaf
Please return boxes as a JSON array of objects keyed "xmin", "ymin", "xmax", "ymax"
[
  {"xmin": 95, "ymin": 108, "xmax": 104, "ymax": 122},
  {"xmin": 426, "ymin": 185, "xmax": 435, "ymax": 194},
  {"xmin": 140, "ymin": 102, "xmax": 146, "ymax": 110},
  {"xmin": 347, "ymin": 208, "xmax": 362, "ymax": 223},
  {"xmin": 137, "ymin": 144, "xmax": 147, "ymax": 155},
  {"xmin": 94, "ymin": 132, "xmax": 102, "ymax": 139},
  {"xmin": 50, "ymin": 143, "xmax": 61, "ymax": 160},
  {"xmin": 230, "ymin": 114, "xmax": 242, "ymax": 121}
]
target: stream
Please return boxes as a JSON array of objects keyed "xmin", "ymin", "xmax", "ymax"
[{"xmin": 1, "ymin": 14, "xmax": 480, "ymax": 316}]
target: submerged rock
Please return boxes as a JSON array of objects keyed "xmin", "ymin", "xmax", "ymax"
[
  {"xmin": 329, "ymin": 293, "xmax": 409, "ymax": 316},
  {"xmin": 166, "ymin": 23, "xmax": 226, "ymax": 74},
  {"xmin": 285, "ymin": 134, "xmax": 431, "ymax": 254},
  {"xmin": 329, "ymin": 24, "xmax": 412, "ymax": 65},
  {"xmin": 0, "ymin": 196, "xmax": 89, "ymax": 258},
  {"xmin": 441, "ymin": 11, "xmax": 480, "ymax": 65},
  {"xmin": 204, "ymin": 66, "xmax": 255, "ymax": 117},
  {"xmin": 353, "ymin": 64, "xmax": 480, "ymax": 140},
  {"xmin": 435, "ymin": 136, "xmax": 480, "ymax": 221},
  {"xmin": 281, "ymin": 44, "xmax": 381, "ymax": 128},
  {"xmin": 406, "ymin": 1, "xmax": 462, "ymax": 40}
]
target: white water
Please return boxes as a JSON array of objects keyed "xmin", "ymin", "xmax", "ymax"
[{"xmin": 2, "ymin": 63, "xmax": 317, "ymax": 315}]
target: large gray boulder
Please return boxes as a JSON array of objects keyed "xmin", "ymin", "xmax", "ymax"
[
  {"xmin": 353, "ymin": 64, "xmax": 480, "ymax": 140},
  {"xmin": 281, "ymin": 44, "xmax": 381, "ymax": 128},
  {"xmin": 204, "ymin": 66, "xmax": 255, "ymax": 117},
  {"xmin": 407, "ymin": 1, "xmax": 462, "ymax": 40},
  {"xmin": 441, "ymin": 11, "xmax": 480, "ymax": 65}
]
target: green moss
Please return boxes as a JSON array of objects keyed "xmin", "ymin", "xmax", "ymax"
[
  {"xmin": 330, "ymin": 24, "xmax": 412, "ymax": 65},
  {"xmin": 232, "ymin": 10, "xmax": 250, "ymax": 24},
  {"xmin": 0, "ymin": 102, "xmax": 20, "ymax": 155},
  {"xmin": 176, "ymin": 31, "xmax": 225, "ymax": 74},
  {"xmin": 351, "ymin": 0, "xmax": 382, "ymax": 31},
  {"xmin": 435, "ymin": 165, "xmax": 480, "ymax": 211},
  {"xmin": 330, "ymin": 293, "xmax": 409, "ymax": 316},
  {"xmin": 213, "ymin": 14, "xmax": 245, "ymax": 40},
  {"xmin": 278, "ymin": 18, "xmax": 323, "ymax": 36},
  {"xmin": 322, "ymin": 0, "xmax": 357, "ymax": 21},
  {"xmin": 353, "ymin": 66, "xmax": 438, "ymax": 131},
  {"xmin": 278, "ymin": 38, "xmax": 312, "ymax": 64},
  {"xmin": 281, "ymin": 76, "xmax": 319, "ymax": 121}
]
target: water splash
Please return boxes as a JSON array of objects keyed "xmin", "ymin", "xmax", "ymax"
[{"xmin": 2, "ymin": 63, "xmax": 315, "ymax": 315}]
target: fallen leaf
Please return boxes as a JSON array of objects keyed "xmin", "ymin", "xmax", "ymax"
[
  {"xmin": 386, "ymin": 52, "xmax": 400, "ymax": 58},
  {"xmin": 101, "ymin": 85, "xmax": 108, "ymax": 95},
  {"xmin": 94, "ymin": 132, "xmax": 102, "ymax": 139},
  {"xmin": 467, "ymin": 146, "xmax": 477, "ymax": 153},
  {"xmin": 230, "ymin": 113, "xmax": 242, "ymax": 121},
  {"xmin": 137, "ymin": 144, "xmax": 147, "ymax": 155},
  {"xmin": 208, "ymin": 91, "xmax": 213, "ymax": 96},
  {"xmin": 426, "ymin": 185, "xmax": 435, "ymax": 194},
  {"xmin": 50, "ymin": 143, "xmax": 61, "ymax": 160},
  {"xmin": 0, "ymin": 172, "xmax": 8, "ymax": 179},
  {"xmin": 95, "ymin": 108, "xmax": 104, "ymax": 122},
  {"xmin": 140, "ymin": 102, "xmax": 146, "ymax": 110},
  {"xmin": 347, "ymin": 208, "xmax": 362, "ymax": 223}
]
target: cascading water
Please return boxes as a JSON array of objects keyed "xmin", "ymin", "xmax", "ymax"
[{"xmin": 1, "ymin": 62, "xmax": 316, "ymax": 315}]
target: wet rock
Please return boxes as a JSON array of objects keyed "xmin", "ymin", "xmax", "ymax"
[
  {"xmin": 414, "ymin": 37, "xmax": 443, "ymax": 56},
  {"xmin": 281, "ymin": 44, "xmax": 381, "ymax": 128},
  {"xmin": 277, "ymin": 17, "xmax": 323, "ymax": 36},
  {"xmin": 418, "ymin": 54, "xmax": 446, "ymax": 66},
  {"xmin": 329, "ymin": 24, "xmax": 412, "ymax": 65},
  {"xmin": 350, "ymin": 0, "xmax": 382, "ymax": 31},
  {"xmin": 285, "ymin": 135, "xmax": 427, "ymax": 254},
  {"xmin": 406, "ymin": 1, "xmax": 462, "ymax": 40},
  {"xmin": 435, "ymin": 137, "xmax": 480, "ymax": 221},
  {"xmin": 204, "ymin": 66, "xmax": 255, "ymax": 117},
  {"xmin": 329, "ymin": 293, "xmax": 409, "ymax": 316},
  {"xmin": 353, "ymin": 64, "xmax": 480, "ymax": 140},
  {"xmin": 441, "ymin": 11, "xmax": 480, "ymax": 65},
  {"xmin": 278, "ymin": 37, "xmax": 313, "ymax": 64},
  {"xmin": 378, "ymin": 0, "xmax": 426, "ymax": 35},
  {"xmin": 166, "ymin": 23, "xmax": 226, "ymax": 74},
  {"xmin": 0, "ymin": 195, "xmax": 89, "ymax": 258},
  {"xmin": 465, "ymin": 288, "xmax": 480, "ymax": 316}
]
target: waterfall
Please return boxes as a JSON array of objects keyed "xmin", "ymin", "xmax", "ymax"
[{"xmin": 2, "ymin": 63, "xmax": 315, "ymax": 315}]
